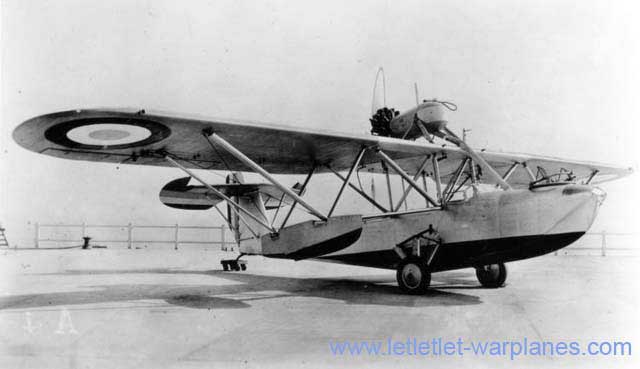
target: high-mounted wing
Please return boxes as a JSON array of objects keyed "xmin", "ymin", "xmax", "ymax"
[{"xmin": 13, "ymin": 108, "xmax": 632, "ymax": 188}]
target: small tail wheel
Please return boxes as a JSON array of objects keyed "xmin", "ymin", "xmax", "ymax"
[
  {"xmin": 396, "ymin": 257, "xmax": 431, "ymax": 295},
  {"xmin": 475, "ymin": 263, "xmax": 507, "ymax": 288}
]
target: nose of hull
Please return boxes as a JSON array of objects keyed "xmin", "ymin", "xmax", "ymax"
[
  {"xmin": 491, "ymin": 184, "xmax": 605, "ymax": 262},
  {"xmin": 499, "ymin": 184, "xmax": 603, "ymax": 240},
  {"xmin": 550, "ymin": 184, "xmax": 602, "ymax": 235},
  {"xmin": 561, "ymin": 183, "xmax": 606, "ymax": 203}
]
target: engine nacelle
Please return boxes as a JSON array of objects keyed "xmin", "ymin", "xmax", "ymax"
[{"xmin": 388, "ymin": 101, "xmax": 447, "ymax": 140}]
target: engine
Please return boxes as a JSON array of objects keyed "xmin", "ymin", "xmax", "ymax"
[{"xmin": 370, "ymin": 101, "xmax": 448, "ymax": 141}]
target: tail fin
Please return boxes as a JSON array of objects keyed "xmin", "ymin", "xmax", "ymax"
[
  {"xmin": 226, "ymin": 173, "xmax": 243, "ymax": 244},
  {"xmin": 225, "ymin": 173, "xmax": 270, "ymax": 249}
]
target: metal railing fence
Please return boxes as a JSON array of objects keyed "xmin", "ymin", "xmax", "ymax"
[
  {"xmin": 15, "ymin": 223, "xmax": 636, "ymax": 256},
  {"xmin": 32, "ymin": 222, "xmax": 234, "ymax": 250}
]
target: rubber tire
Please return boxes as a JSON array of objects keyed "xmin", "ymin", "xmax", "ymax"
[
  {"xmin": 222, "ymin": 262, "xmax": 229, "ymax": 271},
  {"xmin": 240, "ymin": 264, "xmax": 247, "ymax": 271},
  {"xmin": 396, "ymin": 257, "xmax": 431, "ymax": 295},
  {"xmin": 475, "ymin": 263, "xmax": 507, "ymax": 288}
]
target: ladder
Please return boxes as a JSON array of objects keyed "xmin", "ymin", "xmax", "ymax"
[{"xmin": 0, "ymin": 227, "xmax": 9, "ymax": 248}]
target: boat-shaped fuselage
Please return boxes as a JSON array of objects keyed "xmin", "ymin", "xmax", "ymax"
[{"xmin": 317, "ymin": 184, "xmax": 603, "ymax": 271}]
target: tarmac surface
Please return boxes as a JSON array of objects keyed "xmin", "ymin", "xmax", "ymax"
[{"xmin": 0, "ymin": 248, "xmax": 638, "ymax": 369}]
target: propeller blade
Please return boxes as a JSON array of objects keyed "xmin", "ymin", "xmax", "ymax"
[{"xmin": 371, "ymin": 67, "xmax": 386, "ymax": 116}]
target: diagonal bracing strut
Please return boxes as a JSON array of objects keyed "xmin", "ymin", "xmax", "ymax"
[
  {"xmin": 165, "ymin": 155, "xmax": 275, "ymax": 235},
  {"xmin": 202, "ymin": 129, "xmax": 328, "ymax": 222},
  {"xmin": 585, "ymin": 169, "xmax": 599, "ymax": 185},
  {"xmin": 327, "ymin": 147, "xmax": 366, "ymax": 217},
  {"xmin": 279, "ymin": 165, "xmax": 316, "ymax": 232},
  {"xmin": 502, "ymin": 162, "xmax": 519, "ymax": 182},
  {"xmin": 393, "ymin": 155, "xmax": 432, "ymax": 212},
  {"xmin": 442, "ymin": 157, "xmax": 469, "ymax": 203},
  {"xmin": 376, "ymin": 149, "xmax": 439, "ymax": 207},
  {"xmin": 416, "ymin": 120, "xmax": 512, "ymax": 190},
  {"xmin": 327, "ymin": 166, "xmax": 389, "ymax": 213}
]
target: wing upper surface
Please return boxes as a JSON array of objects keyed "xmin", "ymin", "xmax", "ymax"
[{"xmin": 13, "ymin": 108, "xmax": 632, "ymax": 187}]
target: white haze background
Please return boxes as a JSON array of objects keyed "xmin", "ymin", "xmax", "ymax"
[{"xmin": 1, "ymin": 0, "xmax": 638, "ymax": 247}]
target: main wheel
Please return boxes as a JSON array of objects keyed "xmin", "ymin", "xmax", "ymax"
[
  {"xmin": 396, "ymin": 257, "xmax": 431, "ymax": 295},
  {"xmin": 475, "ymin": 263, "xmax": 507, "ymax": 288}
]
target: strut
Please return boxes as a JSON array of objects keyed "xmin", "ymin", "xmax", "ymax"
[
  {"xmin": 502, "ymin": 162, "xmax": 519, "ymax": 182},
  {"xmin": 279, "ymin": 165, "xmax": 316, "ymax": 231},
  {"xmin": 203, "ymin": 129, "xmax": 327, "ymax": 222},
  {"xmin": 327, "ymin": 147, "xmax": 366, "ymax": 217},
  {"xmin": 393, "ymin": 155, "xmax": 431, "ymax": 212},
  {"xmin": 328, "ymin": 167, "xmax": 389, "ymax": 213},
  {"xmin": 585, "ymin": 170, "xmax": 599, "ymax": 185},
  {"xmin": 376, "ymin": 149, "xmax": 439, "ymax": 207},
  {"xmin": 164, "ymin": 155, "xmax": 274, "ymax": 235},
  {"xmin": 415, "ymin": 117, "xmax": 512, "ymax": 190}
]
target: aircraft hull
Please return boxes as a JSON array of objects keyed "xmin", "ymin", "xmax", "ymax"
[{"xmin": 316, "ymin": 184, "xmax": 601, "ymax": 271}]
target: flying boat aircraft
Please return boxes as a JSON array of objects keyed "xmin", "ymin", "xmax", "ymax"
[{"xmin": 13, "ymin": 69, "xmax": 632, "ymax": 294}]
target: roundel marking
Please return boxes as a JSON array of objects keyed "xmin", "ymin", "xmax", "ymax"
[
  {"xmin": 67, "ymin": 124, "xmax": 152, "ymax": 146},
  {"xmin": 44, "ymin": 117, "xmax": 171, "ymax": 149}
]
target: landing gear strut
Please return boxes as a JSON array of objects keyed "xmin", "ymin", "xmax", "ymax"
[
  {"xmin": 475, "ymin": 263, "xmax": 507, "ymax": 288},
  {"xmin": 394, "ymin": 226, "xmax": 440, "ymax": 295}
]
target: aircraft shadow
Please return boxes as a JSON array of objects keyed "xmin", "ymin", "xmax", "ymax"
[{"xmin": 1, "ymin": 269, "xmax": 481, "ymax": 311}]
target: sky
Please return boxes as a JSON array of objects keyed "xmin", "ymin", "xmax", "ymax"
[{"xmin": 1, "ymin": 0, "xmax": 639, "ymax": 247}]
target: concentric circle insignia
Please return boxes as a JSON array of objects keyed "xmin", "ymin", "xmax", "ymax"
[{"xmin": 44, "ymin": 117, "xmax": 171, "ymax": 149}]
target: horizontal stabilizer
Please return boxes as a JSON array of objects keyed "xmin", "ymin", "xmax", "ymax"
[{"xmin": 159, "ymin": 177, "xmax": 302, "ymax": 210}]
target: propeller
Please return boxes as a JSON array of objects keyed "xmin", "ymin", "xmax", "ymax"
[
  {"xmin": 367, "ymin": 69, "xmax": 511, "ymax": 190},
  {"xmin": 369, "ymin": 67, "xmax": 398, "ymax": 136},
  {"xmin": 371, "ymin": 67, "xmax": 386, "ymax": 116}
]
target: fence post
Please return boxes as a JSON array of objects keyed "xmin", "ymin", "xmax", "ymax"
[
  {"xmin": 174, "ymin": 224, "xmax": 179, "ymax": 250},
  {"xmin": 127, "ymin": 223, "xmax": 132, "ymax": 249},
  {"xmin": 34, "ymin": 222, "xmax": 39, "ymax": 249},
  {"xmin": 601, "ymin": 230, "xmax": 606, "ymax": 257}
]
